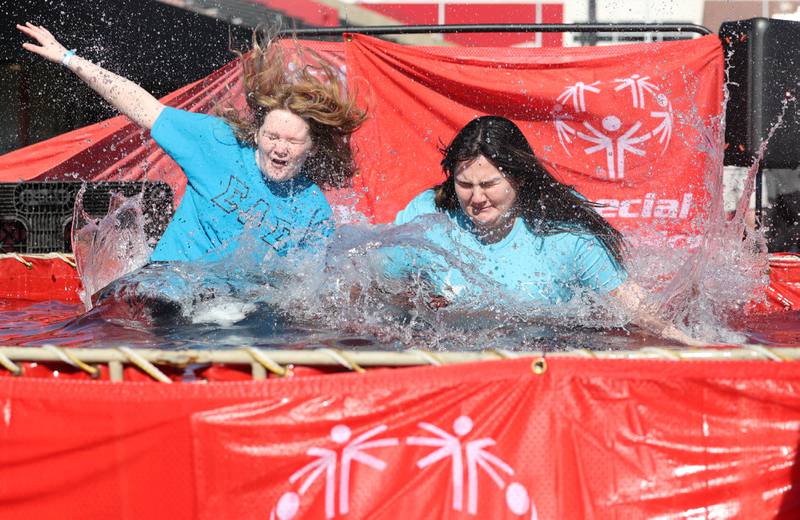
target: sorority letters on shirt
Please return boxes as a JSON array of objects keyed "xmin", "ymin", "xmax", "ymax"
[{"xmin": 211, "ymin": 175, "xmax": 292, "ymax": 250}]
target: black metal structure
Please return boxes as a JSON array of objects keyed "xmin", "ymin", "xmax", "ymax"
[
  {"xmin": 721, "ymin": 18, "xmax": 800, "ymax": 228},
  {"xmin": 282, "ymin": 23, "xmax": 712, "ymax": 38},
  {"xmin": 0, "ymin": 182, "xmax": 173, "ymax": 254}
]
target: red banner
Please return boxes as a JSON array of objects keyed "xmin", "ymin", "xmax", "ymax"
[
  {"xmin": 346, "ymin": 35, "xmax": 724, "ymax": 246},
  {"xmin": 1, "ymin": 358, "xmax": 800, "ymax": 519}
]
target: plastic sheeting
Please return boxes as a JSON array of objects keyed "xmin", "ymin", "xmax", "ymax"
[
  {"xmin": 0, "ymin": 255, "xmax": 80, "ymax": 303},
  {"xmin": 0, "ymin": 357, "xmax": 799, "ymax": 519},
  {"xmin": 753, "ymin": 253, "xmax": 800, "ymax": 313}
]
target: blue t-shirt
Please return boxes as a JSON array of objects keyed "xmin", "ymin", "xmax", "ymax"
[
  {"xmin": 149, "ymin": 107, "xmax": 333, "ymax": 262},
  {"xmin": 387, "ymin": 190, "xmax": 627, "ymax": 305}
]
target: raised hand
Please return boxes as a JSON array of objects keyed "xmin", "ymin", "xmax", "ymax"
[
  {"xmin": 17, "ymin": 23, "xmax": 69, "ymax": 64},
  {"xmin": 15, "ymin": 22, "xmax": 162, "ymax": 129}
]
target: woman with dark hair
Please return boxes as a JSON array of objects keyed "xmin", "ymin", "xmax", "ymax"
[
  {"xmin": 17, "ymin": 23, "xmax": 366, "ymax": 262},
  {"xmin": 391, "ymin": 116, "xmax": 699, "ymax": 344}
]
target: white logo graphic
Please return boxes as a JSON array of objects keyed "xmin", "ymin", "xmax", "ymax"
[
  {"xmin": 557, "ymin": 80, "xmax": 601, "ymax": 112},
  {"xmin": 613, "ymin": 74, "xmax": 656, "ymax": 109},
  {"xmin": 270, "ymin": 424, "xmax": 399, "ymax": 519},
  {"xmin": 407, "ymin": 416, "xmax": 537, "ymax": 518},
  {"xmin": 554, "ymin": 76, "xmax": 674, "ymax": 180},
  {"xmin": 264, "ymin": 417, "xmax": 538, "ymax": 518}
]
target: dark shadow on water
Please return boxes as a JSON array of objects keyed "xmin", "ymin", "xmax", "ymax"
[{"xmin": 0, "ymin": 295, "xmax": 698, "ymax": 352}]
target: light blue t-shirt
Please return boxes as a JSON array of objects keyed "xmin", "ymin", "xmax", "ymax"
[
  {"xmin": 149, "ymin": 107, "xmax": 333, "ymax": 262},
  {"xmin": 387, "ymin": 190, "xmax": 627, "ymax": 305}
]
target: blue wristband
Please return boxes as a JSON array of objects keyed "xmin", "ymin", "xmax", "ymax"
[{"xmin": 61, "ymin": 49, "xmax": 76, "ymax": 67}]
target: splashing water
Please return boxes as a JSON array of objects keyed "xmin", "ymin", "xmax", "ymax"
[
  {"xmin": 72, "ymin": 187, "xmax": 153, "ymax": 310},
  {"xmin": 70, "ymin": 125, "xmax": 782, "ymax": 351},
  {"xmin": 83, "ymin": 215, "xmax": 635, "ymax": 350},
  {"xmin": 266, "ymin": 218, "xmax": 633, "ymax": 350},
  {"xmin": 57, "ymin": 53, "xmax": 795, "ymax": 350},
  {"xmin": 627, "ymin": 84, "xmax": 795, "ymax": 343}
]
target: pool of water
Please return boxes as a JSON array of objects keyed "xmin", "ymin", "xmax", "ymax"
[
  {"xmin": 0, "ymin": 195, "xmax": 780, "ymax": 353},
  {"xmin": 1, "ymin": 295, "xmax": 797, "ymax": 351}
]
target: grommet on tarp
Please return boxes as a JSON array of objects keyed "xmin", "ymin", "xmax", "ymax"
[
  {"xmin": 318, "ymin": 348, "xmax": 365, "ymax": 373},
  {"xmin": 0, "ymin": 350, "xmax": 22, "ymax": 376},
  {"xmin": 531, "ymin": 357, "xmax": 547, "ymax": 375},
  {"xmin": 43, "ymin": 345, "xmax": 99, "ymax": 378},
  {"xmin": 117, "ymin": 347, "xmax": 172, "ymax": 383},
  {"xmin": 241, "ymin": 347, "xmax": 288, "ymax": 378}
]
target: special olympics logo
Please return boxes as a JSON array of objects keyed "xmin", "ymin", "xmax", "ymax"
[
  {"xmin": 260, "ymin": 416, "xmax": 538, "ymax": 519},
  {"xmin": 552, "ymin": 75, "xmax": 673, "ymax": 180}
]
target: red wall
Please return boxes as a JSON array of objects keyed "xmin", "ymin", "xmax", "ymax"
[
  {"xmin": 358, "ymin": 2, "xmax": 564, "ymax": 46},
  {"xmin": 252, "ymin": 0, "xmax": 339, "ymax": 26}
]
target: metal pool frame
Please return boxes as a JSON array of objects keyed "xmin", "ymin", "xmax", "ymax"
[{"xmin": 281, "ymin": 22, "xmax": 712, "ymax": 38}]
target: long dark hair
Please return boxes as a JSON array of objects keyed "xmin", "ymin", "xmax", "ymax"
[{"xmin": 434, "ymin": 116, "xmax": 626, "ymax": 266}]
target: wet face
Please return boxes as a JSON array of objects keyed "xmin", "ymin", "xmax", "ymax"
[
  {"xmin": 255, "ymin": 109, "xmax": 315, "ymax": 182},
  {"xmin": 453, "ymin": 155, "xmax": 518, "ymax": 236}
]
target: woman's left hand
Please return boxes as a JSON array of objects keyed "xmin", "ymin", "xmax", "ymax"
[
  {"xmin": 659, "ymin": 323, "xmax": 707, "ymax": 347},
  {"xmin": 611, "ymin": 281, "xmax": 706, "ymax": 346}
]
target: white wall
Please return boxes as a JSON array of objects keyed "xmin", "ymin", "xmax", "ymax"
[
  {"xmin": 561, "ymin": 0, "xmax": 704, "ymax": 46},
  {"xmin": 563, "ymin": 0, "xmax": 705, "ymax": 24}
]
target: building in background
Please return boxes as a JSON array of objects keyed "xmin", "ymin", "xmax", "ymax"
[
  {"xmin": 704, "ymin": 0, "xmax": 800, "ymax": 32},
  {"xmin": 339, "ymin": 1, "xmax": 564, "ymax": 46}
]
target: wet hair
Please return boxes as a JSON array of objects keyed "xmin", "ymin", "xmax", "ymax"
[
  {"xmin": 434, "ymin": 116, "xmax": 626, "ymax": 266},
  {"xmin": 218, "ymin": 32, "xmax": 366, "ymax": 189}
]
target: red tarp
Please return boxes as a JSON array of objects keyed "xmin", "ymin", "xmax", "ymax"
[
  {"xmin": 1, "ymin": 357, "xmax": 800, "ymax": 519},
  {"xmin": 0, "ymin": 255, "xmax": 80, "ymax": 303},
  {"xmin": 753, "ymin": 253, "xmax": 800, "ymax": 313}
]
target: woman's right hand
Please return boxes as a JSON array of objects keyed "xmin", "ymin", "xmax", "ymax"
[
  {"xmin": 16, "ymin": 21, "xmax": 164, "ymax": 129},
  {"xmin": 17, "ymin": 23, "xmax": 69, "ymax": 64}
]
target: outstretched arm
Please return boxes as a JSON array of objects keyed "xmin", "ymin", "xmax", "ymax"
[
  {"xmin": 612, "ymin": 280, "xmax": 706, "ymax": 347},
  {"xmin": 17, "ymin": 23, "xmax": 164, "ymax": 129}
]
